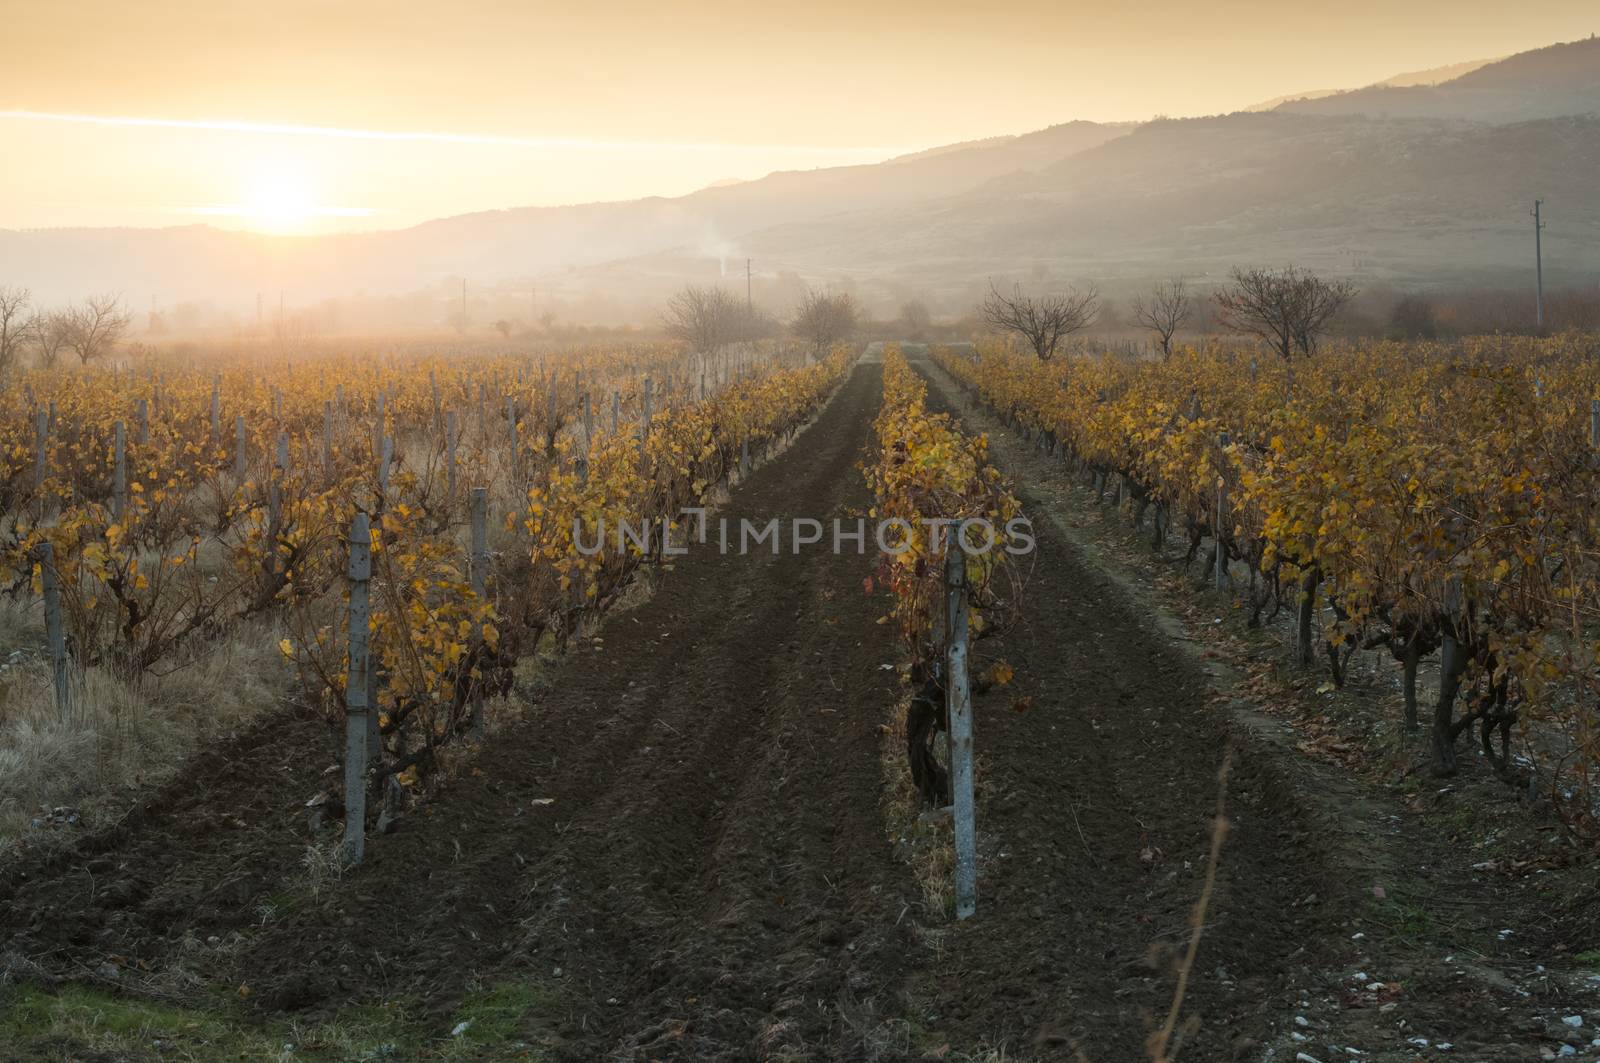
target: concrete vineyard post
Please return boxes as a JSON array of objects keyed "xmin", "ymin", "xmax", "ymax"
[
  {"xmin": 470, "ymin": 487, "xmax": 489, "ymax": 741},
  {"xmin": 1215, "ymin": 432, "xmax": 1230, "ymax": 591},
  {"xmin": 430, "ymin": 370, "xmax": 441, "ymax": 433},
  {"xmin": 234, "ymin": 415, "xmax": 247, "ymax": 481},
  {"xmin": 36, "ymin": 542, "xmax": 70, "ymax": 723},
  {"xmin": 112, "ymin": 421, "xmax": 127, "ymax": 520},
  {"xmin": 446, "ymin": 410, "xmax": 458, "ymax": 497},
  {"xmin": 612, "ymin": 390, "xmax": 620, "ymax": 436},
  {"xmin": 343, "ymin": 513, "xmax": 373, "ymax": 864},
  {"xmin": 378, "ymin": 436, "xmax": 392, "ymax": 497},
  {"xmin": 577, "ymin": 395, "xmax": 592, "ymax": 486},
  {"xmin": 642, "ymin": 377, "xmax": 653, "ymax": 439},
  {"xmin": 945, "ymin": 540, "xmax": 977, "ymax": 920},
  {"xmin": 323, "ymin": 400, "xmax": 335, "ymax": 479},
  {"xmin": 210, "ymin": 376, "xmax": 221, "ymax": 440},
  {"xmin": 270, "ymin": 432, "xmax": 288, "ymax": 541},
  {"xmin": 136, "ymin": 398, "xmax": 150, "ymax": 446},
  {"xmin": 1591, "ymin": 399, "xmax": 1599, "ymax": 449},
  {"xmin": 374, "ymin": 392, "xmax": 386, "ymax": 456},
  {"xmin": 740, "ymin": 438, "xmax": 750, "ymax": 480},
  {"xmin": 507, "ymin": 396, "xmax": 519, "ymax": 484},
  {"xmin": 583, "ymin": 393, "xmax": 593, "ymax": 449},
  {"xmin": 33, "ymin": 410, "xmax": 47, "ymax": 494}
]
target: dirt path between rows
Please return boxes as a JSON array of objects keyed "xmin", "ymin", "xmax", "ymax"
[
  {"xmin": 6, "ymin": 353, "xmax": 1348, "ymax": 1061},
  {"xmin": 897, "ymin": 352, "xmax": 1329, "ymax": 1061}
]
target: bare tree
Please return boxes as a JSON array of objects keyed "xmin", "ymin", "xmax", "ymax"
[
  {"xmin": 0, "ymin": 286, "xmax": 30, "ymax": 378},
  {"xmin": 27, "ymin": 310, "xmax": 72, "ymax": 369},
  {"xmin": 979, "ymin": 281, "xmax": 1098, "ymax": 361},
  {"xmin": 791, "ymin": 289, "xmax": 859, "ymax": 359},
  {"xmin": 492, "ymin": 319, "xmax": 513, "ymax": 340},
  {"xmin": 63, "ymin": 295, "xmax": 133, "ymax": 365},
  {"xmin": 1132, "ymin": 278, "xmax": 1191, "ymax": 358},
  {"xmin": 663, "ymin": 285, "xmax": 739, "ymax": 354},
  {"xmin": 1213, "ymin": 266, "xmax": 1356, "ymax": 360},
  {"xmin": 900, "ymin": 299, "xmax": 932, "ymax": 341}
]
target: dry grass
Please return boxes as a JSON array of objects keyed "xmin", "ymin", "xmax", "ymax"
[
  {"xmin": 877, "ymin": 689, "xmax": 958, "ymax": 921},
  {"xmin": 0, "ymin": 595, "xmax": 291, "ymax": 849}
]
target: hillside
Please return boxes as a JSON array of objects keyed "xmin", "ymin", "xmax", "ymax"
[
  {"xmin": 0, "ymin": 121, "xmax": 1131, "ymax": 307},
  {"xmin": 560, "ymin": 112, "xmax": 1600, "ymax": 309},
  {"xmin": 3, "ymin": 36, "xmax": 1598, "ymax": 318},
  {"xmin": 1276, "ymin": 36, "xmax": 1600, "ymax": 121},
  {"xmin": 1245, "ymin": 55, "xmax": 1501, "ymax": 111}
]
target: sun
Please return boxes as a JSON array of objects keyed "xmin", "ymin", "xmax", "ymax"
[{"xmin": 242, "ymin": 169, "xmax": 316, "ymax": 232}]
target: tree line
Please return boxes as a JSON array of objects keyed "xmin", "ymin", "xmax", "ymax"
[
  {"xmin": 0, "ymin": 288, "xmax": 133, "ymax": 375},
  {"xmin": 658, "ymin": 266, "xmax": 1365, "ymax": 365},
  {"xmin": 661, "ymin": 285, "xmax": 861, "ymax": 360},
  {"xmin": 980, "ymin": 266, "xmax": 1359, "ymax": 362}
]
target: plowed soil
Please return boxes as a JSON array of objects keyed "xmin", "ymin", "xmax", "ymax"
[{"xmin": 4, "ymin": 355, "xmax": 1350, "ymax": 1060}]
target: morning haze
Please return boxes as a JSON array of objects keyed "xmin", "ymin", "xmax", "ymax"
[{"xmin": 1, "ymin": 1, "xmax": 1598, "ymax": 325}]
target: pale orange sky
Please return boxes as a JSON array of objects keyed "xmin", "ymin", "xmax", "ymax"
[{"xmin": 3, "ymin": 0, "xmax": 1596, "ymax": 232}]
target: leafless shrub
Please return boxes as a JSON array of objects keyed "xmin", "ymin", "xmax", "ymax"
[
  {"xmin": 663, "ymin": 284, "xmax": 741, "ymax": 354},
  {"xmin": 980, "ymin": 281, "xmax": 1098, "ymax": 361},
  {"xmin": 0, "ymin": 286, "xmax": 30, "ymax": 378},
  {"xmin": 1213, "ymin": 266, "xmax": 1355, "ymax": 359},
  {"xmin": 63, "ymin": 294, "xmax": 134, "ymax": 365},
  {"xmin": 900, "ymin": 299, "xmax": 932, "ymax": 341},
  {"xmin": 1133, "ymin": 278, "xmax": 1192, "ymax": 358},
  {"xmin": 791, "ymin": 289, "xmax": 859, "ymax": 359}
]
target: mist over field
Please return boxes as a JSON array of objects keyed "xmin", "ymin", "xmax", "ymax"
[{"xmin": 3, "ymin": 31, "xmax": 1598, "ymax": 337}]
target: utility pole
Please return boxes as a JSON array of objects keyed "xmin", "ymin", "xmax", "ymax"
[
  {"xmin": 746, "ymin": 258, "xmax": 752, "ymax": 313},
  {"xmin": 1532, "ymin": 199, "xmax": 1546, "ymax": 331}
]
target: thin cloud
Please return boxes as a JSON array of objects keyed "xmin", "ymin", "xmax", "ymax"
[
  {"xmin": 178, "ymin": 205, "xmax": 377, "ymax": 218},
  {"xmin": 0, "ymin": 110, "xmax": 905, "ymax": 156}
]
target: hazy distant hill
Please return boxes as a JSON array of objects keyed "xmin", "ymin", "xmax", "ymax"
[
  {"xmin": 0, "ymin": 121, "xmax": 1131, "ymax": 307},
  {"xmin": 2, "ymin": 36, "xmax": 1598, "ymax": 321},
  {"xmin": 592, "ymin": 112, "xmax": 1600, "ymax": 308},
  {"xmin": 1245, "ymin": 56, "xmax": 1500, "ymax": 111},
  {"xmin": 1275, "ymin": 36, "xmax": 1600, "ymax": 121}
]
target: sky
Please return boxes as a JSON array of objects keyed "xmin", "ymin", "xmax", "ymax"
[{"xmin": 3, "ymin": 0, "xmax": 1596, "ymax": 234}]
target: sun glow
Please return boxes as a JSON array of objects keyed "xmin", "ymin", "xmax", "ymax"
[
  {"xmin": 242, "ymin": 169, "xmax": 316, "ymax": 231},
  {"xmin": 179, "ymin": 165, "xmax": 375, "ymax": 232}
]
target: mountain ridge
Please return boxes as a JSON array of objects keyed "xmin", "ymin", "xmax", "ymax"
[{"xmin": 3, "ymin": 35, "xmax": 1597, "ymax": 318}]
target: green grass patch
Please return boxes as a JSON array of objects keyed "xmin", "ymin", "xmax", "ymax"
[
  {"xmin": 1, "ymin": 982, "xmax": 282, "ymax": 1058},
  {"xmin": 1372, "ymin": 891, "xmax": 1437, "ymax": 943},
  {"xmin": 451, "ymin": 978, "xmax": 562, "ymax": 1052},
  {"xmin": 0, "ymin": 982, "xmax": 445, "ymax": 1061}
]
